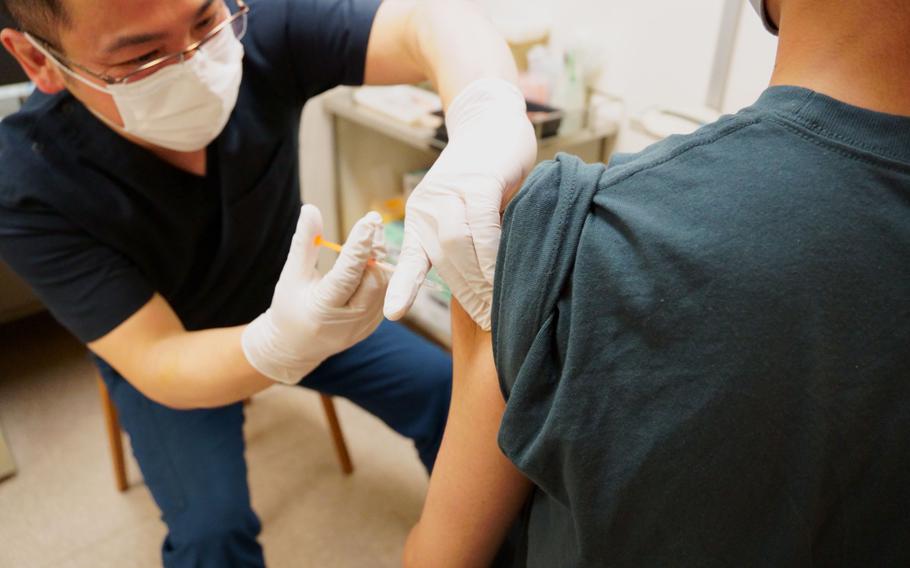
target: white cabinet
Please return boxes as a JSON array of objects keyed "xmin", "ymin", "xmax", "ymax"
[{"xmin": 321, "ymin": 87, "xmax": 619, "ymax": 237}]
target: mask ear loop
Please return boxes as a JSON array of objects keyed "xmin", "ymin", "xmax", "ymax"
[
  {"xmin": 24, "ymin": 33, "xmax": 112, "ymax": 94},
  {"xmin": 24, "ymin": 33, "xmax": 134, "ymax": 134}
]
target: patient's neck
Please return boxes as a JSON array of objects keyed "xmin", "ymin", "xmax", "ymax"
[{"xmin": 769, "ymin": 1, "xmax": 910, "ymax": 117}]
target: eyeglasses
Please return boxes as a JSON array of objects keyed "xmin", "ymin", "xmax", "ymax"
[{"xmin": 28, "ymin": 0, "xmax": 249, "ymax": 85}]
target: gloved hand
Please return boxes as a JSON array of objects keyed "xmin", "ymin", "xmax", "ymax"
[
  {"xmin": 242, "ymin": 205, "xmax": 388, "ymax": 384},
  {"xmin": 383, "ymin": 78, "xmax": 538, "ymax": 330}
]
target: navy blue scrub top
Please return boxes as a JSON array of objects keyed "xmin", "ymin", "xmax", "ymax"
[{"xmin": 0, "ymin": 0, "xmax": 381, "ymax": 343}]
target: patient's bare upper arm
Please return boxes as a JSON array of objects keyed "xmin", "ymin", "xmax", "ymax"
[{"xmin": 404, "ymin": 300, "xmax": 532, "ymax": 567}]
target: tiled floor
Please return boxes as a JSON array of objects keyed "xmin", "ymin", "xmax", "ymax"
[{"xmin": 0, "ymin": 313, "xmax": 428, "ymax": 567}]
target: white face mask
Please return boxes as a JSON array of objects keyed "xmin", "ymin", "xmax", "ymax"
[{"xmin": 29, "ymin": 26, "xmax": 244, "ymax": 152}]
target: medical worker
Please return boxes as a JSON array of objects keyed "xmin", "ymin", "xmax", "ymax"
[{"xmin": 0, "ymin": 0, "xmax": 537, "ymax": 565}]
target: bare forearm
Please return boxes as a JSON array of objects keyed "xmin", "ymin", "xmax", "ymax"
[
  {"xmin": 144, "ymin": 325, "xmax": 273, "ymax": 409},
  {"xmin": 89, "ymin": 294, "xmax": 274, "ymax": 410}
]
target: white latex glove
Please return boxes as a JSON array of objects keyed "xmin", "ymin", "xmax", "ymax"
[
  {"xmin": 383, "ymin": 78, "xmax": 538, "ymax": 330},
  {"xmin": 242, "ymin": 205, "xmax": 388, "ymax": 384}
]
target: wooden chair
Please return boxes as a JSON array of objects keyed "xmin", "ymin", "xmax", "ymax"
[{"xmin": 96, "ymin": 376, "xmax": 354, "ymax": 492}]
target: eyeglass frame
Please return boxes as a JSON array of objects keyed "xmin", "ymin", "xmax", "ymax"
[{"xmin": 26, "ymin": 0, "xmax": 249, "ymax": 86}]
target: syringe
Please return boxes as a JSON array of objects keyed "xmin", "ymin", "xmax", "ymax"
[{"xmin": 315, "ymin": 235, "xmax": 447, "ymax": 294}]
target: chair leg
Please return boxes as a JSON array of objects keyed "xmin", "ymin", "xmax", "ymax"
[
  {"xmin": 320, "ymin": 395, "xmax": 354, "ymax": 475},
  {"xmin": 97, "ymin": 376, "xmax": 128, "ymax": 492}
]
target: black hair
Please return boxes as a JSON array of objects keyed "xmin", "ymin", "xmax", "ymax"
[{"xmin": 1, "ymin": 0, "xmax": 68, "ymax": 42}]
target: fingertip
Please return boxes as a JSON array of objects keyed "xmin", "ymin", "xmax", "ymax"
[
  {"xmin": 382, "ymin": 288, "xmax": 402, "ymax": 320},
  {"xmin": 383, "ymin": 291, "xmax": 411, "ymax": 321},
  {"xmin": 383, "ymin": 304, "xmax": 405, "ymax": 321},
  {"xmin": 383, "ymin": 236, "xmax": 430, "ymax": 319},
  {"xmin": 297, "ymin": 204, "xmax": 324, "ymax": 236},
  {"xmin": 383, "ymin": 273, "xmax": 419, "ymax": 321},
  {"xmin": 343, "ymin": 220, "xmax": 378, "ymax": 260}
]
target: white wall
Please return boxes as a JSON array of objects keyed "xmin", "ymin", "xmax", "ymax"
[
  {"xmin": 476, "ymin": 0, "xmax": 778, "ymax": 152},
  {"xmin": 302, "ymin": 0, "xmax": 779, "ymax": 208},
  {"xmin": 724, "ymin": 3, "xmax": 778, "ymax": 112}
]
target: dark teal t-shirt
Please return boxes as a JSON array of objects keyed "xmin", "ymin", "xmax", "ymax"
[{"xmin": 492, "ymin": 87, "xmax": 910, "ymax": 567}]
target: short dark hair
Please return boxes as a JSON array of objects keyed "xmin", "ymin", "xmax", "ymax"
[{"xmin": 1, "ymin": 0, "xmax": 68, "ymax": 42}]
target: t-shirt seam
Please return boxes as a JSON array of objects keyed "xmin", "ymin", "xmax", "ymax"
[
  {"xmin": 766, "ymin": 113, "xmax": 910, "ymax": 173},
  {"xmin": 546, "ymin": 159, "xmax": 579, "ymax": 306},
  {"xmin": 793, "ymin": 93, "xmax": 910, "ymax": 164},
  {"xmin": 597, "ymin": 118, "xmax": 761, "ymax": 193},
  {"xmin": 495, "ymin": 158, "xmax": 578, "ymax": 401}
]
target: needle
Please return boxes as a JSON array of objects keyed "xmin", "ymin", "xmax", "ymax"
[{"xmin": 314, "ymin": 235, "xmax": 447, "ymax": 294}]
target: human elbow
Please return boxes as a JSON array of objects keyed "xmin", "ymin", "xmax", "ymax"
[{"xmin": 137, "ymin": 383, "xmax": 196, "ymax": 411}]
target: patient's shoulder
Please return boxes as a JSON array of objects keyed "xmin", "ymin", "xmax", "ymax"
[{"xmin": 493, "ymin": 113, "xmax": 760, "ymax": 343}]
